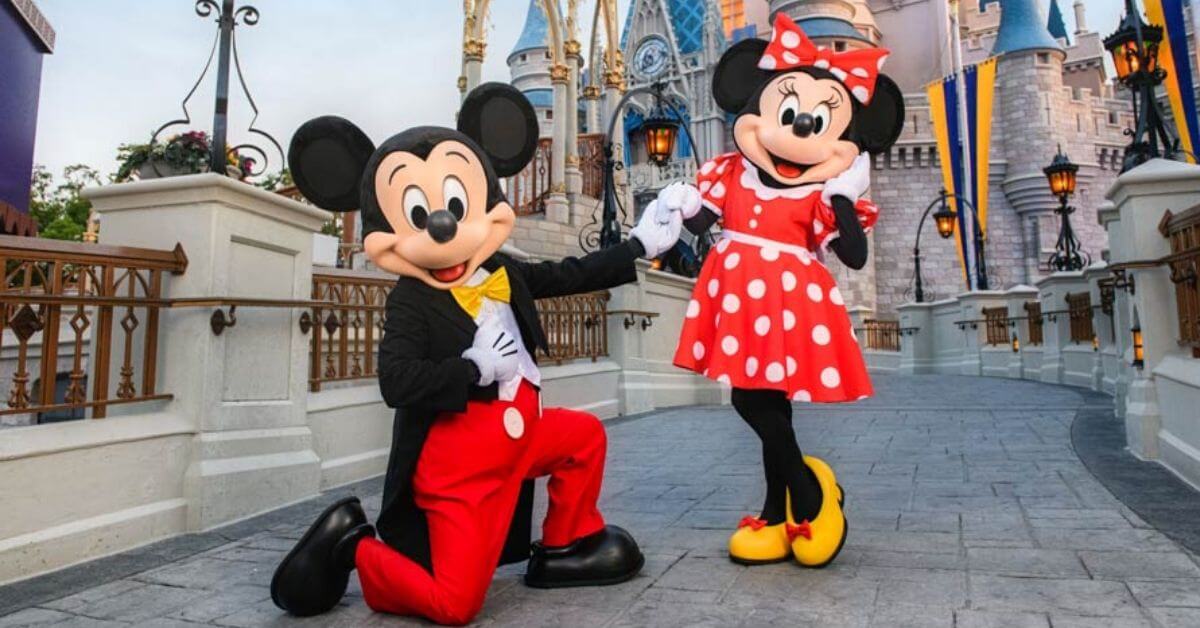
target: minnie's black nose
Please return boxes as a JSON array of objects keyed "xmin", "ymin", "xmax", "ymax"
[
  {"xmin": 427, "ymin": 210, "xmax": 458, "ymax": 244},
  {"xmin": 792, "ymin": 113, "xmax": 815, "ymax": 138}
]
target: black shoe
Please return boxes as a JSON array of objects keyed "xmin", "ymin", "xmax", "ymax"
[
  {"xmin": 271, "ymin": 497, "xmax": 374, "ymax": 616},
  {"xmin": 524, "ymin": 525, "xmax": 645, "ymax": 589}
]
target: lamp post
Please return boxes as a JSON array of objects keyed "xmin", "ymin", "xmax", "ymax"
[
  {"xmin": 1105, "ymin": 0, "xmax": 1177, "ymax": 172},
  {"xmin": 1043, "ymin": 146, "xmax": 1090, "ymax": 272},
  {"xmin": 912, "ymin": 189, "xmax": 959, "ymax": 303}
]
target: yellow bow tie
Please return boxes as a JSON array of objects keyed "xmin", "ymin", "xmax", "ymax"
[{"xmin": 451, "ymin": 266, "xmax": 512, "ymax": 319}]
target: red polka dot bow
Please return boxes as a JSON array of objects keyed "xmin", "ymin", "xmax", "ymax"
[{"xmin": 757, "ymin": 13, "xmax": 890, "ymax": 105}]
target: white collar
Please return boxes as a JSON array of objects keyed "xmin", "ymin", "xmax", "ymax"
[
  {"xmin": 739, "ymin": 157, "xmax": 824, "ymax": 201},
  {"xmin": 465, "ymin": 267, "xmax": 491, "ymax": 287}
]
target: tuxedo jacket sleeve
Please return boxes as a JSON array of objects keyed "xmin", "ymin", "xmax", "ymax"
[{"xmin": 509, "ymin": 239, "xmax": 643, "ymax": 299}]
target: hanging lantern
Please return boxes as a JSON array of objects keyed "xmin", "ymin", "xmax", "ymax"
[
  {"xmin": 933, "ymin": 199, "xmax": 957, "ymax": 239},
  {"xmin": 1043, "ymin": 146, "xmax": 1079, "ymax": 199},
  {"xmin": 642, "ymin": 105, "xmax": 679, "ymax": 167},
  {"xmin": 1131, "ymin": 324, "xmax": 1145, "ymax": 368},
  {"xmin": 1104, "ymin": 8, "xmax": 1163, "ymax": 83}
]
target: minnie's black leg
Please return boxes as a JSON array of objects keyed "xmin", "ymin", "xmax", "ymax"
[{"xmin": 731, "ymin": 388, "xmax": 823, "ymax": 523}]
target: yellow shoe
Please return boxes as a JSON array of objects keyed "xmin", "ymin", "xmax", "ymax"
[
  {"xmin": 786, "ymin": 456, "xmax": 848, "ymax": 568},
  {"xmin": 728, "ymin": 516, "xmax": 791, "ymax": 565}
]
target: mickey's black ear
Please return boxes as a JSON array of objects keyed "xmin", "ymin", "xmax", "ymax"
[
  {"xmin": 713, "ymin": 39, "xmax": 772, "ymax": 114},
  {"xmin": 850, "ymin": 75, "xmax": 905, "ymax": 155},
  {"xmin": 458, "ymin": 82, "xmax": 538, "ymax": 177},
  {"xmin": 287, "ymin": 116, "xmax": 375, "ymax": 212}
]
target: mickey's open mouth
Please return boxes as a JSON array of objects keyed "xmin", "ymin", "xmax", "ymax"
[
  {"xmin": 431, "ymin": 262, "xmax": 468, "ymax": 283},
  {"xmin": 769, "ymin": 152, "xmax": 809, "ymax": 179}
]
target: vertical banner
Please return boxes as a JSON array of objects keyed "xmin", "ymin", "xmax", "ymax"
[
  {"xmin": 925, "ymin": 58, "xmax": 996, "ymax": 287},
  {"xmin": 1145, "ymin": 0, "xmax": 1200, "ymax": 161}
]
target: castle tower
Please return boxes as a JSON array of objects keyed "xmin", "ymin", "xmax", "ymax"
[
  {"xmin": 768, "ymin": 0, "xmax": 880, "ymax": 49},
  {"xmin": 508, "ymin": 0, "xmax": 555, "ymax": 138}
]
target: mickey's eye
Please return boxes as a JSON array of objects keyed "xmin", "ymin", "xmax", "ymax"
[
  {"xmin": 402, "ymin": 186, "xmax": 430, "ymax": 230},
  {"xmin": 811, "ymin": 103, "xmax": 832, "ymax": 136},
  {"xmin": 443, "ymin": 176, "xmax": 468, "ymax": 221},
  {"xmin": 778, "ymin": 95, "xmax": 800, "ymax": 127}
]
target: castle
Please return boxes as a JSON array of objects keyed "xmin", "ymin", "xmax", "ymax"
[{"xmin": 500, "ymin": 0, "xmax": 1134, "ymax": 315}]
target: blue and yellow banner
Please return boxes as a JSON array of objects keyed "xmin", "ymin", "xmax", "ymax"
[
  {"xmin": 1145, "ymin": 0, "xmax": 1199, "ymax": 161},
  {"xmin": 926, "ymin": 58, "xmax": 997, "ymax": 287}
]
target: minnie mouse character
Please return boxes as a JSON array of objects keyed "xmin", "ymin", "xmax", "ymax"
[
  {"xmin": 656, "ymin": 14, "xmax": 904, "ymax": 568},
  {"xmin": 269, "ymin": 83, "xmax": 683, "ymax": 624}
]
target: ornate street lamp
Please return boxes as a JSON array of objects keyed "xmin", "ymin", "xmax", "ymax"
[
  {"xmin": 1043, "ymin": 146, "xmax": 1090, "ymax": 272},
  {"xmin": 1131, "ymin": 323, "xmax": 1145, "ymax": 368},
  {"xmin": 642, "ymin": 110, "xmax": 679, "ymax": 167},
  {"xmin": 912, "ymin": 190, "xmax": 960, "ymax": 303},
  {"xmin": 1105, "ymin": 0, "xmax": 1176, "ymax": 171}
]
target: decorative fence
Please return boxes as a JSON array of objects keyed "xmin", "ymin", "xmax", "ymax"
[
  {"xmin": 505, "ymin": 138, "xmax": 552, "ymax": 216},
  {"xmin": 982, "ymin": 306, "xmax": 1009, "ymax": 346},
  {"xmin": 309, "ymin": 267, "xmax": 392, "ymax": 392},
  {"xmin": 1163, "ymin": 205, "xmax": 1200, "ymax": 357},
  {"xmin": 862, "ymin": 319, "xmax": 901, "ymax": 352},
  {"xmin": 536, "ymin": 291, "xmax": 610, "ymax": 364},
  {"xmin": 1066, "ymin": 292, "xmax": 1095, "ymax": 344},
  {"xmin": 0, "ymin": 235, "xmax": 187, "ymax": 420},
  {"xmin": 1024, "ymin": 301, "xmax": 1044, "ymax": 345},
  {"xmin": 578, "ymin": 133, "xmax": 606, "ymax": 199}
]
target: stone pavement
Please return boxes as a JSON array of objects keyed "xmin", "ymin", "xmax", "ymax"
[{"xmin": 3, "ymin": 374, "xmax": 1200, "ymax": 627}]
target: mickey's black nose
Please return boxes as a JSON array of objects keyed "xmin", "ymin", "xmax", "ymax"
[
  {"xmin": 792, "ymin": 113, "xmax": 815, "ymax": 138},
  {"xmin": 426, "ymin": 210, "xmax": 458, "ymax": 244}
]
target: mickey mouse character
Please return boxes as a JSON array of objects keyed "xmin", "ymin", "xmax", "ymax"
[
  {"xmin": 655, "ymin": 14, "xmax": 904, "ymax": 568},
  {"xmin": 270, "ymin": 83, "xmax": 682, "ymax": 624}
]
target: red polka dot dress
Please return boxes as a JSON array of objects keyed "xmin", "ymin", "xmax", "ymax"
[{"xmin": 672, "ymin": 153, "xmax": 879, "ymax": 403}]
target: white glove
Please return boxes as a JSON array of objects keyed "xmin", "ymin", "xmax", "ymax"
[
  {"xmin": 821, "ymin": 152, "xmax": 872, "ymax": 207},
  {"xmin": 630, "ymin": 197, "xmax": 684, "ymax": 260},
  {"xmin": 461, "ymin": 318, "xmax": 520, "ymax": 387},
  {"xmin": 656, "ymin": 181, "xmax": 703, "ymax": 219}
]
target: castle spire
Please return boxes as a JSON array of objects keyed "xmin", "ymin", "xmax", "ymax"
[
  {"xmin": 509, "ymin": 0, "xmax": 549, "ymax": 62},
  {"xmin": 1047, "ymin": 0, "xmax": 1070, "ymax": 45},
  {"xmin": 990, "ymin": 0, "xmax": 1063, "ymax": 55}
]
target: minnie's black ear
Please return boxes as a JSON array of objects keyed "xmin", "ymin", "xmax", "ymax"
[
  {"xmin": 713, "ymin": 39, "xmax": 772, "ymax": 114},
  {"xmin": 849, "ymin": 75, "xmax": 905, "ymax": 155},
  {"xmin": 287, "ymin": 116, "xmax": 375, "ymax": 212},
  {"xmin": 458, "ymin": 82, "xmax": 538, "ymax": 177}
]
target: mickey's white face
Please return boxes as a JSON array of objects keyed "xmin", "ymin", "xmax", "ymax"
[
  {"xmin": 734, "ymin": 71, "xmax": 859, "ymax": 185},
  {"xmin": 363, "ymin": 140, "xmax": 515, "ymax": 290}
]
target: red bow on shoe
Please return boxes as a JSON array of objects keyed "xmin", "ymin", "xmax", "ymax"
[
  {"xmin": 738, "ymin": 516, "xmax": 768, "ymax": 531},
  {"xmin": 757, "ymin": 13, "xmax": 890, "ymax": 105},
  {"xmin": 786, "ymin": 520, "xmax": 813, "ymax": 542}
]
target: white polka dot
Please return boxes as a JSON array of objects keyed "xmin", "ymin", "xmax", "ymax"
[
  {"xmin": 700, "ymin": 161, "xmax": 715, "ymax": 175},
  {"xmin": 753, "ymin": 204, "xmax": 763, "ymax": 215},
  {"xmin": 851, "ymin": 67, "xmax": 870, "ymax": 78},
  {"xmin": 699, "ymin": 180, "xmax": 712, "ymax": 194},
  {"xmin": 782, "ymin": 51, "xmax": 800, "ymax": 65},
  {"xmin": 793, "ymin": 389, "xmax": 812, "ymax": 402},
  {"xmin": 782, "ymin": 271, "xmax": 797, "ymax": 292},
  {"xmin": 829, "ymin": 287, "xmax": 844, "ymax": 306},
  {"xmin": 747, "ymin": 279, "xmax": 766, "ymax": 299},
  {"xmin": 786, "ymin": 356, "xmax": 798, "ymax": 376},
  {"xmin": 745, "ymin": 357, "xmax": 760, "ymax": 377},
  {"xmin": 708, "ymin": 278, "xmax": 720, "ymax": 297},
  {"xmin": 852, "ymin": 86, "xmax": 871, "ymax": 103},
  {"xmin": 812, "ymin": 324, "xmax": 831, "ymax": 345},
  {"xmin": 721, "ymin": 335, "xmax": 739, "ymax": 355},
  {"xmin": 783, "ymin": 310, "xmax": 797, "ymax": 331},
  {"xmin": 722, "ymin": 293, "xmax": 741, "ymax": 314},
  {"xmin": 878, "ymin": 54, "xmax": 889, "ymax": 70},
  {"xmin": 761, "ymin": 246, "xmax": 780, "ymax": 262},
  {"xmin": 821, "ymin": 367, "xmax": 841, "ymax": 388},
  {"xmin": 780, "ymin": 30, "xmax": 801, "ymax": 49},
  {"xmin": 814, "ymin": 59, "xmax": 830, "ymax": 69},
  {"xmin": 503, "ymin": 407, "xmax": 525, "ymax": 439},
  {"xmin": 716, "ymin": 238, "xmax": 730, "ymax": 254},
  {"xmin": 711, "ymin": 182, "xmax": 726, "ymax": 199},
  {"xmin": 765, "ymin": 362, "xmax": 785, "ymax": 383},
  {"xmin": 798, "ymin": 250, "xmax": 813, "ymax": 266},
  {"xmin": 693, "ymin": 342, "xmax": 706, "ymax": 360},
  {"xmin": 814, "ymin": 221, "xmax": 824, "ymax": 235},
  {"xmin": 686, "ymin": 299, "xmax": 701, "ymax": 319},
  {"xmin": 759, "ymin": 54, "xmax": 777, "ymax": 70},
  {"xmin": 807, "ymin": 283, "xmax": 824, "ymax": 302},
  {"xmin": 749, "ymin": 219, "xmax": 759, "ymax": 229},
  {"xmin": 754, "ymin": 315, "xmax": 771, "ymax": 336},
  {"xmin": 715, "ymin": 313, "xmax": 722, "ymax": 327},
  {"xmin": 724, "ymin": 252, "xmax": 741, "ymax": 270},
  {"xmin": 717, "ymin": 374, "xmax": 732, "ymax": 385},
  {"xmin": 830, "ymin": 68, "xmax": 848, "ymax": 81},
  {"xmin": 717, "ymin": 163, "xmax": 728, "ymax": 175}
]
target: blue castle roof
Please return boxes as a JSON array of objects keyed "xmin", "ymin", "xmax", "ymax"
[
  {"xmin": 990, "ymin": 0, "xmax": 1063, "ymax": 55},
  {"xmin": 1047, "ymin": 0, "xmax": 1070, "ymax": 45},
  {"xmin": 621, "ymin": 0, "xmax": 714, "ymax": 57},
  {"xmin": 510, "ymin": 0, "xmax": 549, "ymax": 60},
  {"xmin": 796, "ymin": 17, "xmax": 871, "ymax": 43}
]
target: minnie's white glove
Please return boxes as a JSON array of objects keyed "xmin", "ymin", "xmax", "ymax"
[
  {"xmin": 461, "ymin": 318, "xmax": 520, "ymax": 386},
  {"xmin": 656, "ymin": 181, "xmax": 704, "ymax": 219},
  {"xmin": 629, "ymin": 196, "xmax": 684, "ymax": 259},
  {"xmin": 821, "ymin": 152, "xmax": 872, "ymax": 206}
]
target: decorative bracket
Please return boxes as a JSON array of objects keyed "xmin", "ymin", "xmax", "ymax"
[{"xmin": 210, "ymin": 305, "xmax": 237, "ymax": 335}]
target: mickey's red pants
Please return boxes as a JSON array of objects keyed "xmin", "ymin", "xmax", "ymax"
[{"xmin": 355, "ymin": 381, "xmax": 607, "ymax": 625}]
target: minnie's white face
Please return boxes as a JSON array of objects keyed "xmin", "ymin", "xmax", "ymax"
[{"xmin": 734, "ymin": 71, "xmax": 859, "ymax": 186}]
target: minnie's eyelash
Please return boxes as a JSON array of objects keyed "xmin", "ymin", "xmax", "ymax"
[{"xmin": 778, "ymin": 81, "xmax": 798, "ymax": 98}]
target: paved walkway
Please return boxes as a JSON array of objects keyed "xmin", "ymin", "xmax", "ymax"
[{"xmin": 3, "ymin": 375, "xmax": 1200, "ymax": 627}]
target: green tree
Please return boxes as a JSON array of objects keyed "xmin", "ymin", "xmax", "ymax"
[{"xmin": 29, "ymin": 164, "xmax": 101, "ymax": 241}]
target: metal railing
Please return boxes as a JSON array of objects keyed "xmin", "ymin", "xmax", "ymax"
[
  {"xmin": 1066, "ymin": 292, "xmax": 1095, "ymax": 344},
  {"xmin": 982, "ymin": 306, "xmax": 1009, "ymax": 346},
  {"xmin": 0, "ymin": 235, "xmax": 187, "ymax": 419},
  {"xmin": 536, "ymin": 291, "xmax": 609, "ymax": 364},
  {"xmin": 861, "ymin": 319, "xmax": 901, "ymax": 352},
  {"xmin": 505, "ymin": 138, "xmax": 552, "ymax": 216},
  {"xmin": 578, "ymin": 133, "xmax": 606, "ymax": 199},
  {"xmin": 309, "ymin": 267, "xmax": 392, "ymax": 392},
  {"xmin": 1024, "ymin": 301, "xmax": 1044, "ymax": 346},
  {"xmin": 1163, "ymin": 205, "xmax": 1200, "ymax": 356}
]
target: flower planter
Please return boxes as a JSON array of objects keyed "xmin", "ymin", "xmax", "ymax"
[{"xmin": 135, "ymin": 158, "xmax": 203, "ymax": 180}]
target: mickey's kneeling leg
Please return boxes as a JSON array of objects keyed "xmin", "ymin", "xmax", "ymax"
[
  {"xmin": 271, "ymin": 497, "xmax": 376, "ymax": 616},
  {"xmin": 525, "ymin": 525, "xmax": 644, "ymax": 588}
]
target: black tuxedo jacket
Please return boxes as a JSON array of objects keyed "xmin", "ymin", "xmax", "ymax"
[{"xmin": 374, "ymin": 240, "xmax": 642, "ymax": 573}]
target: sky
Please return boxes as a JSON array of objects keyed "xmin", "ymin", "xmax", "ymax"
[{"xmin": 30, "ymin": 0, "xmax": 1125, "ymax": 179}]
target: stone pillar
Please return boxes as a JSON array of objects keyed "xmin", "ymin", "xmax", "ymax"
[
  {"xmin": 1083, "ymin": 263, "xmax": 1112, "ymax": 392},
  {"xmin": 956, "ymin": 291, "xmax": 1009, "ymax": 376},
  {"xmin": 604, "ymin": 71, "xmax": 627, "ymax": 211},
  {"xmin": 1005, "ymin": 285, "xmax": 1039, "ymax": 379},
  {"xmin": 547, "ymin": 64, "xmax": 571, "ymax": 224},
  {"xmin": 564, "ymin": 41, "xmax": 584, "ymax": 201},
  {"xmin": 1073, "ymin": 0, "xmax": 1087, "ymax": 34},
  {"xmin": 1097, "ymin": 200, "xmax": 1129, "ymax": 415},
  {"xmin": 583, "ymin": 85, "xmax": 601, "ymax": 135},
  {"xmin": 462, "ymin": 38, "xmax": 485, "ymax": 100},
  {"xmin": 896, "ymin": 302, "xmax": 935, "ymax": 374},
  {"xmin": 1035, "ymin": 271, "xmax": 1087, "ymax": 386},
  {"xmin": 86, "ymin": 174, "xmax": 329, "ymax": 531}
]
